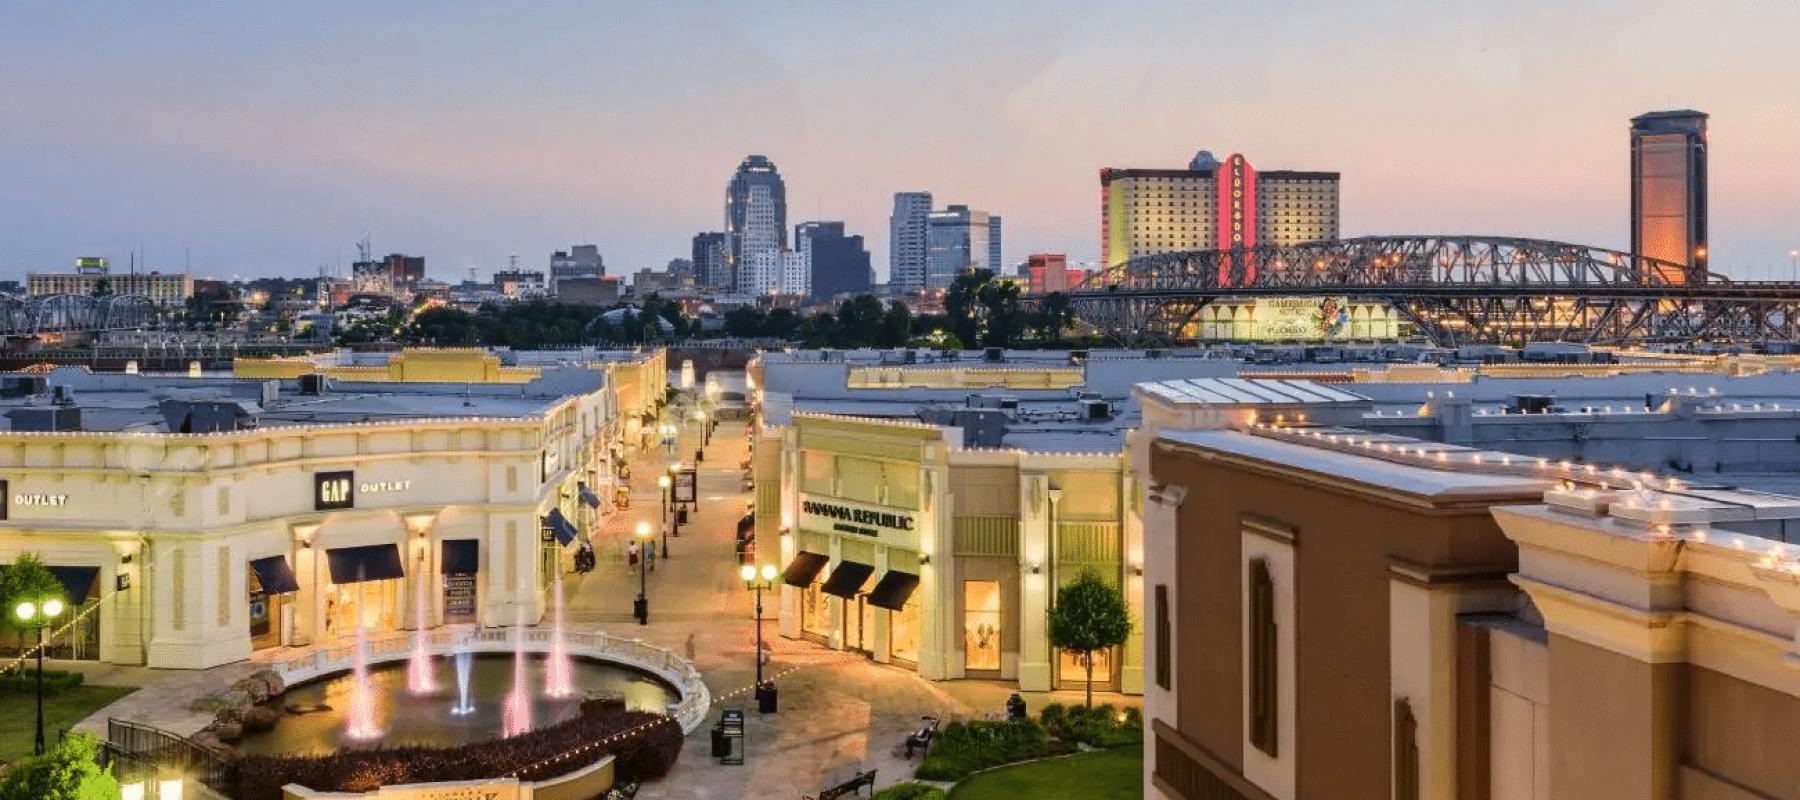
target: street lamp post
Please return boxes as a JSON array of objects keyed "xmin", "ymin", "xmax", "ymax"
[
  {"xmin": 658, "ymin": 474, "xmax": 671, "ymax": 523},
  {"xmin": 15, "ymin": 597, "xmax": 64, "ymax": 755},
  {"xmin": 740, "ymin": 563, "xmax": 780, "ymax": 713},
  {"xmin": 634, "ymin": 522, "xmax": 651, "ymax": 625}
]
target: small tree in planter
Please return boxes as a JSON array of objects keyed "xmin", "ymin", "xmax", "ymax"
[{"xmin": 1047, "ymin": 567, "xmax": 1132, "ymax": 708}]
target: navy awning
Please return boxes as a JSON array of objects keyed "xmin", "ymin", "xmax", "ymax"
[
  {"xmin": 544, "ymin": 508, "xmax": 578, "ymax": 546},
  {"xmin": 47, "ymin": 566, "xmax": 97, "ymax": 605},
  {"xmin": 249, "ymin": 556, "xmax": 299, "ymax": 594},
  {"xmin": 578, "ymin": 483, "xmax": 601, "ymax": 509},
  {"xmin": 866, "ymin": 570, "xmax": 921, "ymax": 611},
  {"xmin": 325, "ymin": 544, "xmax": 405, "ymax": 584},
  {"xmin": 821, "ymin": 561, "xmax": 875, "ymax": 599},
  {"xmin": 781, "ymin": 551, "xmax": 830, "ymax": 588},
  {"xmin": 441, "ymin": 539, "xmax": 480, "ymax": 574}
]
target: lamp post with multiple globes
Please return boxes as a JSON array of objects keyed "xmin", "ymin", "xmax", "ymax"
[
  {"xmin": 15, "ymin": 596, "xmax": 64, "ymax": 755},
  {"xmin": 741, "ymin": 563, "xmax": 779, "ymax": 713}
]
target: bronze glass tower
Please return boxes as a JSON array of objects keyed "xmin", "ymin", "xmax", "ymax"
[{"xmin": 1630, "ymin": 110, "xmax": 1708, "ymax": 284}]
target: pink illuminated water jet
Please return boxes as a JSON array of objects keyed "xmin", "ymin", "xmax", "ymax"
[
  {"xmin": 501, "ymin": 604, "xmax": 532, "ymax": 738},
  {"xmin": 344, "ymin": 616, "xmax": 383, "ymax": 741},
  {"xmin": 406, "ymin": 572, "xmax": 436, "ymax": 695},
  {"xmin": 545, "ymin": 573, "xmax": 574, "ymax": 698}
]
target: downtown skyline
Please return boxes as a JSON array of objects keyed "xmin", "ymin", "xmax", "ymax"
[{"xmin": 3, "ymin": 0, "xmax": 1799, "ymax": 284}]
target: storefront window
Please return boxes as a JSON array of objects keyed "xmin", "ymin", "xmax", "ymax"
[
  {"xmin": 890, "ymin": 595, "xmax": 920, "ymax": 665},
  {"xmin": 1058, "ymin": 646, "xmax": 1114, "ymax": 688},
  {"xmin": 802, "ymin": 581, "xmax": 831, "ymax": 638},
  {"xmin": 326, "ymin": 580, "xmax": 397, "ymax": 638},
  {"xmin": 963, "ymin": 580, "xmax": 1001, "ymax": 671}
]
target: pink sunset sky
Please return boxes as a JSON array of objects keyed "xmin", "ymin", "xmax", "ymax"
[{"xmin": 1, "ymin": 0, "xmax": 1796, "ymax": 283}]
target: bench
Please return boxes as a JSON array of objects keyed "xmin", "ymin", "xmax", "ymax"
[
  {"xmin": 807, "ymin": 768, "xmax": 877, "ymax": 800},
  {"xmin": 905, "ymin": 716, "xmax": 940, "ymax": 759}
]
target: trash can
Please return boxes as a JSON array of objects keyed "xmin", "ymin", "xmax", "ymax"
[
  {"xmin": 677, "ymin": 507, "xmax": 690, "ymax": 524},
  {"xmin": 633, "ymin": 596, "xmax": 648, "ymax": 625},
  {"xmin": 757, "ymin": 682, "xmax": 778, "ymax": 714},
  {"xmin": 711, "ymin": 725, "xmax": 728, "ymax": 758}
]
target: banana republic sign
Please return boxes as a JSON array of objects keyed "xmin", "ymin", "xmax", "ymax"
[{"xmin": 801, "ymin": 497, "xmax": 915, "ymax": 539}]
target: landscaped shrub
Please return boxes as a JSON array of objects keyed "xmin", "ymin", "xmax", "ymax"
[
  {"xmin": 913, "ymin": 717, "xmax": 1072, "ymax": 783},
  {"xmin": 214, "ymin": 700, "xmax": 681, "ymax": 800},
  {"xmin": 1039, "ymin": 702, "xmax": 1143, "ymax": 748},
  {"xmin": 0, "ymin": 668, "xmax": 86, "ymax": 693},
  {"xmin": 872, "ymin": 781, "xmax": 947, "ymax": 800}
]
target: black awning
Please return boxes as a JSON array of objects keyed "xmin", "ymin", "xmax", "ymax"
[
  {"xmin": 578, "ymin": 483, "xmax": 601, "ymax": 509},
  {"xmin": 821, "ymin": 560, "xmax": 875, "ymax": 599},
  {"xmin": 441, "ymin": 539, "xmax": 480, "ymax": 574},
  {"xmin": 781, "ymin": 551, "xmax": 830, "ymax": 588},
  {"xmin": 47, "ymin": 566, "xmax": 98, "ymax": 604},
  {"xmin": 544, "ymin": 508, "xmax": 578, "ymax": 546},
  {"xmin": 325, "ymin": 544, "xmax": 405, "ymax": 584},
  {"xmin": 866, "ymin": 570, "xmax": 921, "ymax": 611},
  {"xmin": 249, "ymin": 556, "xmax": 299, "ymax": 594}
]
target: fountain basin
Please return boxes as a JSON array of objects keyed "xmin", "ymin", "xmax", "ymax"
[
  {"xmin": 236, "ymin": 655, "xmax": 675, "ymax": 755},
  {"xmin": 268, "ymin": 626, "xmax": 711, "ymax": 735}
]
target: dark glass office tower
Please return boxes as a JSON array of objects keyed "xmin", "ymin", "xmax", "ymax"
[{"xmin": 1630, "ymin": 110, "xmax": 1708, "ymax": 284}]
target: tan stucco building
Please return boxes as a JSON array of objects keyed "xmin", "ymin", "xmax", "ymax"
[{"xmin": 1143, "ymin": 413, "xmax": 1800, "ymax": 800}]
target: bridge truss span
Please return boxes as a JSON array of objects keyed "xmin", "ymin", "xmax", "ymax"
[
  {"xmin": 0, "ymin": 294, "xmax": 162, "ymax": 338},
  {"xmin": 1070, "ymin": 236, "xmax": 1800, "ymax": 346}
]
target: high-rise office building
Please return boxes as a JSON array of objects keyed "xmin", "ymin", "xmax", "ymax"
[
  {"xmin": 889, "ymin": 192, "xmax": 934, "ymax": 293},
  {"xmin": 746, "ymin": 248, "xmax": 808, "ymax": 297},
  {"xmin": 1101, "ymin": 150, "xmax": 1339, "ymax": 273},
  {"xmin": 988, "ymin": 215, "xmax": 1003, "ymax": 275},
  {"xmin": 798, "ymin": 221, "xmax": 872, "ymax": 300},
  {"xmin": 926, "ymin": 205, "xmax": 997, "ymax": 290},
  {"xmin": 548, "ymin": 244, "xmax": 604, "ymax": 296},
  {"xmin": 1630, "ymin": 110, "xmax": 1709, "ymax": 284},
  {"xmin": 725, "ymin": 155, "xmax": 787, "ymax": 293},
  {"xmin": 692, "ymin": 232, "xmax": 728, "ymax": 289}
]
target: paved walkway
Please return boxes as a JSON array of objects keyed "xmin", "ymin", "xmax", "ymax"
[{"xmin": 66, "ymin": 399, "xmax": 1141, "ymax": 798}]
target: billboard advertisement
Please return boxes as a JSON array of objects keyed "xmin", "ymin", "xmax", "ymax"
[{"xmin": 1255, "ymin": 297, "xmax": 1350, "ymax": 340}]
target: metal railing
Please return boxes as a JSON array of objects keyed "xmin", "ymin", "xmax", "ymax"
[{"xmin": 106, "ymin": 717, "xmax": 227, "ymax": 790}]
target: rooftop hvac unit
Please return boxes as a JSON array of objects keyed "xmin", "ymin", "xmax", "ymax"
[
  {"xmin": 299, "ymin": 373, "xmax": 330, "ymax": 396},
  {"xmin": 998, "ymin": 397, "xmax": 1019, "ymax": 410},
  {"xmin": 1146, "ymin": 348, "xmax": 1166, "ymax": 359},
  {"xmin": 984, "ymin": 347, "xmax": 1004, "ymax": 362},
  {"xmin": 51, "ymin": 385, "xmax": 75, "ymax": 405},
  {"xmin": 1087, "ymin": 400, "xmax": 1111, "ymax": 421},
  {"xmin": 0, "ymin": 376, "xmax": 46, "ymax": 398}
]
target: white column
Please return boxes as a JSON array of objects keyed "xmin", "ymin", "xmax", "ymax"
[{"xmin": 1017, "ymin": 473, "xmax": 1053, "ymax": 691}]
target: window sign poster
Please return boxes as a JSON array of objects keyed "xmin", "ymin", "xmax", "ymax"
[{"xmin": 444, "ymin": 573, "xmax": 477, "ymax": 620}]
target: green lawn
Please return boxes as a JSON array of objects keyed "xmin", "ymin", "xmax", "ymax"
[
  {"xmin": 947, "ymin": 746, "xmax": 1142, "ymax": 800},
  {"xmin": 0, "ymin": 685, "xmax": 138, "ymax": 761}
]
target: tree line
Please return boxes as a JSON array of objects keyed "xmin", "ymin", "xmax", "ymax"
[{"xmin": 341, "ymin": 270, "xmax": 1086, "ymax": 350}]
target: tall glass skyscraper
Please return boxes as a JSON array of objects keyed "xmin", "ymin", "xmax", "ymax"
[
  {"xmin": 889, "ymin": 191, "xmax": 933, "ymax": 293},
  {"xmin": 1630, "ymin": 110, "xmax": 1708, "ymax": 284},
  {"xmin": 725, "ymin": 156, "xmax": 787, "ymax": 293}
]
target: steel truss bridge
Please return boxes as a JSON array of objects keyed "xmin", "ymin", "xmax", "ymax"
[
  {"xmin": 0, "ymin": 294, "xmax": 161, "ymax": 338},
  {"xmin": 1070, "ymin": 236, "xmax": 1800, "ymax": 347}
]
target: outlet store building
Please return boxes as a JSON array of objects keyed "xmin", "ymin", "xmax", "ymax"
[{"xmin": 0, "ymin": 354, "xmax": 660, "ymax": 670}]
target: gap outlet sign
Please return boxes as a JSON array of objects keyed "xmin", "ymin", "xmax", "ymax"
[{"xmin": 315, "ymin": 471, "xmax": 355, "ymax": 510}]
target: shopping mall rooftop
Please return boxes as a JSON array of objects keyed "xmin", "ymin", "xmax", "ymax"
[{"xmin": 0, "ymin": 365, "xmax": 605, "ymax": 434}]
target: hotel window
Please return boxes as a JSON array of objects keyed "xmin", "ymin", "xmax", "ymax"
[
  {"xmin": 1394, "ymin": 697, "xmax": 1419, "ymax": 800},
  {"xmin": 1249, "ymin": 558, "xmax": 1277, "ymax": 756},
  {"xmin": 1154, "ymin": 584, "xmax": 1170, "ymax": 689}
]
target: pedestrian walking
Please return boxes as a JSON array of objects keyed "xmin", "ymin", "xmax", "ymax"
[
  {"xmin": 627, "ymin": 540, "xmax": 640, "ymax": 568},
  {"xmin": 685, "ymin": 632, "xmax": 696, "ymax": 662},
  {"xmin": 645, "ymin": 540, "xmax": 657, "ymax": 572}
]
